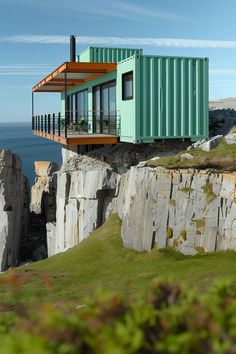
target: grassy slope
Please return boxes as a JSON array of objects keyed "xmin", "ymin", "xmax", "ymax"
[
  {"xmin": 1, "ymin": 214, "xmax": 236, "ymax": 306},
  {"xmin": 147, "ymin": 139, "xmax": 236, "ymax": 170}
]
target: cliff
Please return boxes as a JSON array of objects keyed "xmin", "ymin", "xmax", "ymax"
[
  {"xmin": 0, "ymin": 149, "xmax": 29, "ymax": 270},
  {"xmin": 31, "ymin": 147, "xmax": 236, "ymax": 258},
  {"xmin": 47, "ymin": 155, "xmax": 118, "ymax": 256},
  {"xmin": 117, "ymin": 167, "xmax": 236, "ymax": 255}
]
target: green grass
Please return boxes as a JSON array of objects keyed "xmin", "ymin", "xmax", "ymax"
[
  {"xmin": 147, "ymin": 139, "xmax": 236, "ymax": 170},
  {"xmin": 2, "ymin": 214, "xmax": 236, "ymax": 307}
]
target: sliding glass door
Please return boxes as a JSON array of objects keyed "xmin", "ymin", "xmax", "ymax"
[
  {"xmin": 93, "ymin": 80, "xmax": 116, "ymax": 134},
  {"xmin": 67, "ymin": 89, "xmax": 88, "ymax": 127}
]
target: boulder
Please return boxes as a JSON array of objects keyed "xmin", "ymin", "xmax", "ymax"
[
  {"xmin": 180, "ymin": 153, "xmax": 194, "ymax": 160},
  {"xmin": 225, "ymin": 133, "xmax": 236, "ymax": 145},
  {"xmin": 34, "ymin": 161, "xmax": 59, "ymax": 177},
  {"xmin": 198, "ymin": 135, "xmax": 223, "ymax": 152}
]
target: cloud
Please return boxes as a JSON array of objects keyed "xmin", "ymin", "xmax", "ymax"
[
  {"xmin": 24, "ymin": 0, "xmax": 189, "ymax": 23},
  {"xmin": 0, "ymin": 64, "xmax": 54, "ymax": 75},
  {"xmin": 3, "ymin": 35, "xmax": 236, "ymax": 49}
]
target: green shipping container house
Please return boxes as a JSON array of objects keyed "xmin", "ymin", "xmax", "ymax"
[{"xmin": 32, "ymin": 40, "xmax": 209, "ymax": 147}]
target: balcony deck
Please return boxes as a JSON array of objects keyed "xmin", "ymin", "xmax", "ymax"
[
  {"xmin": 32, "ymin": 112, "xmax": 120, "ymax": 145},
  {"xmin": 33, "ymin": 129, "xmax": 118, "ymax": 145}
]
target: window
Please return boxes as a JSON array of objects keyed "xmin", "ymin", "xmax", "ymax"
[
  {"xmin": 67, "ymin": 89, "xmax": 88, "ymax": 124},
  {"xmin": 77, "ymin": 89, "xmax": 88, "ymax": 118},
  {"xmin": 122, "ymin": 71, "xmax": 133, "ymax": 100}
]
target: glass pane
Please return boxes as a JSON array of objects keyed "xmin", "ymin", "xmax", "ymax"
[
  {"xmin": 72, "ymin": 94, "xmax": 76, "ymax": 122},
  {"xmin": 123, "ymin": 72, "xmax": 133, "ymax": 99},
  {"xmin": 102, "ymin": 87, "xmax": 109, "ymax": 116},
  {"xmin": 77, "ymin": 92, "xmax": 84, "ymax": 118},
  {"xmin": 93, "ymin": 87, "xmax": 100, "ymax": 133},
  {"xmin": 84, "ymin": 91, "xmax": 88, "ymax": 117},
  {"xmin": 109, "ymin": 85, "xmax": 116, "ymax": 115}
]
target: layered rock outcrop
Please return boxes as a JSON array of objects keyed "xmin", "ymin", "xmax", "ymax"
[
  {"xmin": 117, "ymin": 167, "xmax": 236, "ymax": 255},
  {"xmin": 0, "ymin": 150, "xmax": 29, "ymax": 270},
  {"xmin": 34, "ymin": 145, "xmax": 236, "ymax": 258},
  {"xmin": 31, "ymin": 161, "xmax": 58, "ymax": 222},
  {"xmin": 47, "ymin": 155, "xmax": 118, "ymax": 256},
  {"xmin": 24, "ymin": 161, "xmax": 59, "ymax": 261}
]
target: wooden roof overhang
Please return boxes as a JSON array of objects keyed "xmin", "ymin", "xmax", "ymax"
[{"xmin": 32, "ymin": 62, "xmax": 117, "ymax": 92}]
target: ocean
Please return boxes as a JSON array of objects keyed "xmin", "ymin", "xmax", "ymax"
[{"xmin": 0, "ymin": 122, "xmax": 62, "ymax": 185}]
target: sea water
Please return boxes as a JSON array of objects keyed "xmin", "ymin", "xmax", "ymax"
[{"xmin": 0, "ymin": 122, "xmax": 61, "ymax": 185}]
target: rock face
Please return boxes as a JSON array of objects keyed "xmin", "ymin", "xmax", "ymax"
[
  {"xmin": 116, "ymin": 166, "xmax": 236, "ymax": 255},
  {"xmin": 31, "ymin": 161, "xmax": 59, "ymax": 221},
  {"xmin": 43, "ymin": 142, "xmax": 236, "ymax": 258},
  {"xmin": 225, "ymin": 133, "xmax": 236, "ymax": 145},
  {"xmin": 0, "ymin": 150, "xmax": 29, "ymax": 270},
  {"xmin": 198, "ymin": 135, "xmax": 223, "ymax": 152},
  {"xmin": 25, "ymin": 161, "xmax": 59, "ymax": 261},
  {"xmin": 47, "ymin": 154, "xmax": 119, "ymax": 256}
]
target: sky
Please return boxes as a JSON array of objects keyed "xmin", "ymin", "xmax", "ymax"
[{"xmin": 1, "ymin": 0, "xmax": 236, "ymax": 122}]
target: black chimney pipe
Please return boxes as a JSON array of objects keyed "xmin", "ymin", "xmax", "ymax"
[{"xmin": 70, "ymin": 35, "xmax": 76, "ymax": 62}]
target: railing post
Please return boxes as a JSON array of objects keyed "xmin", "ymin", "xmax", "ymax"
[
  {"xmin": 52, "ymin": 113, "xmax": 55, "ymax": 135},
  {"xmin": 58, "ymin": 112, "xmax": 61, "ymax": 136},
  {"xmin": 44, "ymin": 114, "xmax": 47, "ymax": 133},
  {"xmin": 41, "ymin": 115, "xmax": 43, "ymax": 132},
  {"xmin": 65, "ymin": 112, "xmax": 68, "ymax": 138},
  {"xmin": 32, "ymin": 116, "xmax": 34, "ymax": 130},
  {"xmin": 48, "ymin": 114, "xmax": 50, "ymax": 134}
]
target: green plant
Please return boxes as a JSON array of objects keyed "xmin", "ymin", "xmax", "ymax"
[
  {"xmin": 146, "ymin": 138, "xmax": 236, "ymax": 172},
  {"xmin": 2, "ymin": 280, "xmax": 236, "ymax": 353},
  {"xmin": 179, "ymin": 230, "xmax": 187, "ymax": 241},
  {"xmin": 178, "ymin": 187, "xmax": 193, "ymax": 194},
  {"xmin": 173, "ymin": 239, "xmax": 179, "ymax": 249},
  {"xmin": 202, "ymin": 183, "xmax": 217, "ymax": 203},
  {"xmin": 166, "ymin": 227, "xmax": 173, "ymax": 239},
  {"xmin": 168, "ymin": 199, "xmax": 176, "ymax": 207},
  {"xmin": 196, "ymin": 247, "xmax": 206, "ymax": 255}
]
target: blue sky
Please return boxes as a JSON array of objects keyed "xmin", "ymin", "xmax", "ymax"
[{"xmin": 1, "ymin": 0, "xmax": 236, "ymax": 122}]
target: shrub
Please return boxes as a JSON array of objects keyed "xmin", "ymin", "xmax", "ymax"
[{"xmin": 1, "ymin": 277, "xmax": 236, "ymax": 353}]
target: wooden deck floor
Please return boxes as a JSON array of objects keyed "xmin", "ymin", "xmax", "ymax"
[{"xmin": 33, "ymin": 130, "xmax": 119, "ymax": 145}]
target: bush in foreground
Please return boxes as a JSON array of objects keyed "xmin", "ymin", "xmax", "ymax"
[{"xmin": 1, "ymin": 276, "xmax": 236, "ymax": 353}]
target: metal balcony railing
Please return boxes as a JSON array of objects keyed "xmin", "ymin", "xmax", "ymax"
[{"xmin": 32, "ymin": 110, "xmax": 121, "ymax": 139}]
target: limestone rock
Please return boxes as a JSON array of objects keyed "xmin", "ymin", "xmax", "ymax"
[
  {"xmin": 116, "ymin": 166, "xmax": 236, "ymax": 255},
  {"xmin": 46, "ymin": 143, "xmax": 236, "ymax": 258},
  {"xmin": 199, "ymin": 135, "xmax": 223, "ymax": 152},
  {"xmin": 34, "ymin": 161, "xmax": 60, "ymax": 177},
  {"xmin": 31, "ymin": 161, "xmax": 58, "ymax": 221},
  {"xmin": 0, "ymin": 149, "xmax": 28, "ymax": 271},
  {"xmin": 47, "ymin": 154, "xmax": 119, "ymax": 257},
  {"xmin": 187, "ymin": 139, "xmax": 207, "ymax": 150},
  {"xmin": 225, "ymin": 133, "xmax": 236, "ymax": 145},
  {"xmin": 180, "ymin": 153, "xmax": 194, "ymax": 160}
]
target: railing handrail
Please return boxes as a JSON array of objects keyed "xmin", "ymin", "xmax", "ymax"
[
  {"xmin": 32, "ymin": 111, "xmax": 121, "ymax": 139},
  {"xmin": 64, "ymin": 109, "xmax": 121, "ymax": 113}
]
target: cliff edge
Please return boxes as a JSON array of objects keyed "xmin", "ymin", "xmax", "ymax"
[{"xmin": 0, "ymin": 149, "xmax": 29, "ymax": 270}]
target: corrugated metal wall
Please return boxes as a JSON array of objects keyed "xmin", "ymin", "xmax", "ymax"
[
  {"xmin": 137, "ymin": 56, "xmax": 209, "ymax": 141},
  {"xmin": 89, "ymin": 47, "xmax": 143, "ymax": 63}
]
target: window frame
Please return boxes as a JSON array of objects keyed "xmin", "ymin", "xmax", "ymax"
[{"xmin": 122, "ymin": 71, "xmax": 133, "ymax": 101}]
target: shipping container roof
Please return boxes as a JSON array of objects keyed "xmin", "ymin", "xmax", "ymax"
[{"xmin": 32, "ymin": 61, "xmax": 117, "ymax": 92}]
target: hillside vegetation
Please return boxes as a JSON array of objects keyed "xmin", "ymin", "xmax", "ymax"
[
  {"xmin": 1, "ymin": 214, "xmax": 236, "ymax": 308},
  {"xmin": 147, "ymin": 139, "xmax": 236, "ymax": 170}
]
